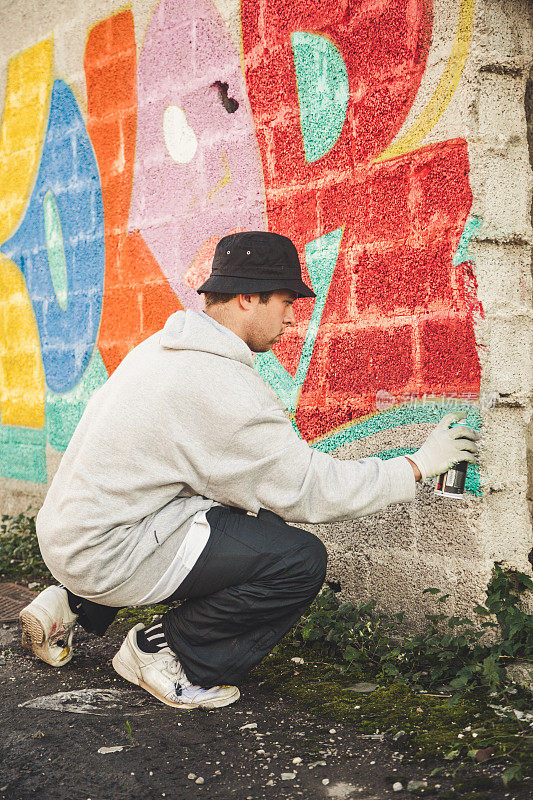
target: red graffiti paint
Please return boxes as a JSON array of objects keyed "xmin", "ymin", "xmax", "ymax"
[
  {"xmin": 85, "ymin": 10, "xmax": 181, "ymax": 375},
  {"xmin": 242, "ymin": 0, "xmax": 481, "ymax": 440}
]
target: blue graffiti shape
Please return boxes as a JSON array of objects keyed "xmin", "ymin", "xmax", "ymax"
[{"xmin": 2, "ymin": 80, "xmax": 105, "ymax": 393}]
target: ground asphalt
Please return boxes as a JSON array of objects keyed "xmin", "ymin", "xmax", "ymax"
[{"xmin": 0, "ymin": 620, "xmax": 529, "ymax": 800}]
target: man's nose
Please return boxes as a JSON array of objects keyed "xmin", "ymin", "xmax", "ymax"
[{"xmin": 285, "ymin": 307, "xmax": 296, "ymax": 326}]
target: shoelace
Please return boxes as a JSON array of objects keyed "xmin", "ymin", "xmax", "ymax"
[
  {"xmin": 161, "ymin": 650, "xmax": 192, "ymax": 689},
  {"xmin": 165, "ymin": 655, "xmax": 210, "ymax": 696}
]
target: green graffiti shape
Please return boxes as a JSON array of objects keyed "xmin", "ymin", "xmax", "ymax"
[
  {"xmin": 0, "ymin": 425, "xmax": 47, "ymax": 483},
  {"xmin": 0, "ymin": 347, "xmax": 108, "ymax": 482},
  {"xmin": 313, "ymin": 401, "xmax": 481, "ymax": 452},
  {"xmin": 292, "ymin": 32, "xmax": 349, "ymax": 163},
  {"xmin": 46, "ymin": 346, "xmax": 108, "ymax": 451},
  {"xmin": 453, "ymin": 215, "xmax": 482, "ymax": 266},
  {"xmin": 311, "ymin": 402, "xmax": 483, "ymax": 496},
  {"xmin": 43, "ymin": 191, "xmax": 68, "ymax": 310},
  {"xmin": 255, "ymin": 227, "xmax": 343, "ymax": 413}
]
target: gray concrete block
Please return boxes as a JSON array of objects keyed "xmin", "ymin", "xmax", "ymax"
[
  {"xmin": 473, "ymin": 0, "xmax": 533, "ymax": 70},
  {"xmin": 469, "ymin": 241, "xmax": 532, "ymax": 312},
  {"xmin": 321, "ymin": 503, "xmax": 416, "ymax": 554},
  {"xmin": 469, "ymin": 149, "xmax": 533, "ymax": 242},
  {"xmin": 476, "ymin": 73, "xmax": 529, "ymax": 149},
  {"xmin": 486, "ymin": 315, "xmax": 533, "ymax": 398},
  {"xmin": 411, "ymin": 483, "xmax": 485, "ymax": 561}
]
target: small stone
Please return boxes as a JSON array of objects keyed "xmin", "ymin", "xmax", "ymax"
[
  {"xmin": 28, "ymin": 582, "xmax": 39, "ymax": 589},
  {"xmin": 292, "ymin": 757, "xmax": 302, "ymax": 765},
  {"xmin": 195, "ymin": 777, "xmax": 204, "ymax": 785},
  {"xmin": 329, "ymin": 728, "xmax": 336, "ymax": 734},
  {"xmin": 505, "ymin": 661, "xmax": 533, "ymax": 690},
  {"xmin": 97, "ymin": 746, "xmax": 124, "ymax": 754},
  {"xmin": 512, "ymin": 708, "xmax": 533, "ymax": 721},
  {"xmin": 239, "ymin": 722, "xmax": 257, "ymax": 730},
  {"xmin": 407, "ymin": 780, "xmax": 428, "ymax": 793},
  {"xmin": 266, "ymin": 780, "xmax": 275, "ymax": 786},
  {"xmin": 393, "ymin": 782, "xmax": 403, "ymax": 792},
  {"xmin": 322, "ymin": 778, "xmax": 330, "ymax": 785},
  {"xmin": 345, "ymin": 682, "xmax": 378, "ymax": 693},
  {"xmin": 281, "ymin": 772, "xmax": 296, "ymax": 780},
  {"xmin": 187, "ymin": 773, "xmax": 196, "ymax": 780},
  {"xmin": 291, "ymin": 657, "xmax": 305, "ymax": 664}
]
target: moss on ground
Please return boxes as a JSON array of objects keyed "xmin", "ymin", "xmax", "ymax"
[
  {"xmin": 113, "ymin": 604, "xmax": 170, "ymax": 635},
  {"xmin": 252, "ymin": 641, "xmax": 532, "ymax": 782}
]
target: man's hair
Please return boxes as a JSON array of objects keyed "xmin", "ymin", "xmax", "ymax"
[{"xmin": 203, "ymin": 291, "xmax": 275, "ymax": 307}]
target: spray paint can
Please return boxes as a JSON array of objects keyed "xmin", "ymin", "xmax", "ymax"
[{"xmin": 435, "ymin": 461, "xmax": 468, "ymax": 498}]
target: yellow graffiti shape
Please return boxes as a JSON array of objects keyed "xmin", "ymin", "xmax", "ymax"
[
  {"xmin": 0, "ymin": 38, "xmax": 53, "ymax": 243},
  {"xmin": 207, "ymin": 152, "xmax": 231, "ymax": 200},
  {"xmin": 374, "ymin": 0, "xmax": 475, "ymax": 163},
  {"xmin": 0, "ymin": 254, "xmax": 45, "ymax": 427}
]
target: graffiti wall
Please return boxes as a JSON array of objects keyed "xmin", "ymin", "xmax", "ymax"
[
  {"xmin": 1, "ymin": 0, "xmax": 532, "ymax": 611},
  {"xmin": 0, "ymin": 0, "xmax": 483, "ymax": 480}
]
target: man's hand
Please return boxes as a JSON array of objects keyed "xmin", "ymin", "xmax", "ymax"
[{"xmin": 408, "ymin": 411, "xmax": 481, "ymax": 482}]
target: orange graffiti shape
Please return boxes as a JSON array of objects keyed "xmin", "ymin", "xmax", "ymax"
[{"xmin": 84, "ymin": 9, "xmax": 182, "ymax": 374}]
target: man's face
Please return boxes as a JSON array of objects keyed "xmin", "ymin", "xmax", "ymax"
[{"xmin": 244, "ymin": 290, "xmax": 297, "ymax": 353}]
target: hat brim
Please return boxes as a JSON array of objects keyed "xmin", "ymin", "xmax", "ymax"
[{"xmin": 197, "ymin": 275, "xmax": 316, "ymax": 299}]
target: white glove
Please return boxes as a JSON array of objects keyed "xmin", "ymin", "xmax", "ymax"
[{"xmin": 409, "ymin": 411, "xmax": 481, "ymax": 481}]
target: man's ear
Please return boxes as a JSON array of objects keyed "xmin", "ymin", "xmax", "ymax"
[{"xmin": 238, "ymin": 293, "xmax": 254, "ymax": 310}]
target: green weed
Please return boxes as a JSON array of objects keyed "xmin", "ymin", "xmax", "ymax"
[
  {"xmin": 0, "ymin": 512, "xmax": 51, "ymax": 580},
  {"xmin": 255, "ymin": 568, "xmax": 533, "ymax": 786}
]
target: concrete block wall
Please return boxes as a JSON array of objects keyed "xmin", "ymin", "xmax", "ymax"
[{"xmin": 0, "ymin": 0, "xmax": 531, "ymax": 623}]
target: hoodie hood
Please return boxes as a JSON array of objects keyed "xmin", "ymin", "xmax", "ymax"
[{"xmin": 159, "ymin": 309, "xmax": 255, "ymax": 368}]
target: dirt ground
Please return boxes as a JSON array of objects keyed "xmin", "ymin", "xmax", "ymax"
[{"xmin": 0, "ymin": 620, "xmax": 530, "ymax": 800}]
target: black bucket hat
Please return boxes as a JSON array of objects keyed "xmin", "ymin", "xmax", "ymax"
[{"xmin": 197, "ymin": 231, "xmax": 316, "ymax": 298}]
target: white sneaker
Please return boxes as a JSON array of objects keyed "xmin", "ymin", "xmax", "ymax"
[
  {"xmin": 112, "ymin": 623, "xmax": 240, "ymax": 710},
  {"xmin": 19, "ymin": 585, "xmax": 78, "ymax": 667}
]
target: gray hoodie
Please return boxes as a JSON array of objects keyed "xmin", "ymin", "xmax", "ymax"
[{"xmin": 37, "ymin": 309, "xmax": 416, "ymax": 605}]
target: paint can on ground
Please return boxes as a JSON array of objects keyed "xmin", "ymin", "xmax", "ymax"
[{"xmin": 435, "ymin": 461, "xmax": 468, "ymax": 498}]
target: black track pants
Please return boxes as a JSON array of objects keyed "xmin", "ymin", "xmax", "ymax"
[
  {"xmin": 162, "ymin": 506, "xmax": 327, "ymax": 686},
  {"xmin": 67, "ymin": 506, "xmax": 327, "ymax": 687}
]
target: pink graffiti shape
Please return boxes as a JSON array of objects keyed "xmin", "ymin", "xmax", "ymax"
[{"xmin": 129, "ymin": 0, "xmax": 267, "ymax": 310}]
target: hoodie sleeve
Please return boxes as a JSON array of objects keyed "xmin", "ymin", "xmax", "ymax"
[{"xmin": 205, "ymin": 405, "xmax": 417, "ymax": 523}]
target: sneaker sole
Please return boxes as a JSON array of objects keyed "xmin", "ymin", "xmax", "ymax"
[
  {"xmin": 19, "ymin": 609, "xmax": 72, "ymax": 668},
  {"xmin": 111, "ymin": 651, "xmax": 240, "ymax": 710}
]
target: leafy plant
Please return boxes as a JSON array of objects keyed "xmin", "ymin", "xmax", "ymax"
[
  {"xmin": 284, "ymin": 567, "xmax": 533, "ymax": 785},
  {"xmin": 291, "ymin": 567, "xmax": 532, "ymax": 696},
  {"xmin": 0, "ymin": 512, "xmax": 52, "ymax": 580},
  {"xmin": 125, "ymin": 721, "xmax": 135, "ymax": 746}
]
